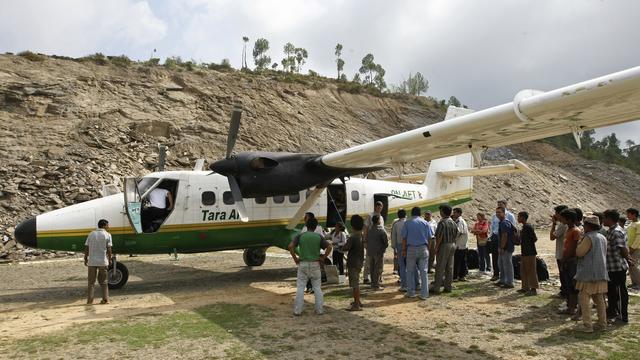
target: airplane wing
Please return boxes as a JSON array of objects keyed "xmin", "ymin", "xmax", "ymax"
[{"xmin": 320, "ymin": 66, "xmax": 640, "ymax": 169}]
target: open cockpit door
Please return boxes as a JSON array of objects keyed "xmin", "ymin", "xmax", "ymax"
[{"xmin": 124, "ymin": 177, "xmax": 143, "ymax": 234}]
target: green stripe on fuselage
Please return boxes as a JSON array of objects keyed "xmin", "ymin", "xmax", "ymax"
[{"xmin": 37, "ymin": 197, "xmax": 471, "ymax": 254}]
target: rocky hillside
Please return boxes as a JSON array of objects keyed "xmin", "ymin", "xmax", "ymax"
[{"xmin": 1, "ymin": 54, "xmax": 639, "ymax": 261}]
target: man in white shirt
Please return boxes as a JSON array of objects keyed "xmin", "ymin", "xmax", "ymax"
[
  {"xmin": 84, "ymin": 219, "xmax": 113, "ymax": 304},
  {"xmin": 143, "ymin": 187, "xmax": 174, "ymax": 232},
  {"xmin": 488, "ymin": 200, "xmax": 516, "ymax": 281},
  {"xmin": 452, "ymin": 208, "xmax": 469, "ymax": 281}
]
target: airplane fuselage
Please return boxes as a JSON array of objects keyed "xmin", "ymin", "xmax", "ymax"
[{"xmin": 17, "ymin": 171, "xmax": 472, "ymax": 255}]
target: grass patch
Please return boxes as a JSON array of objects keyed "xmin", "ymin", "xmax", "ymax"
[
  {"xmin": 13, "ymin": 303, "xmax": 268, "ymax": 354},
  {"xmin": 108, "ymin": 55, "xmax": 132, "ymax": 67},
  {"xmin": 324, "ymin": 288, "xmax": 353, "ymax": 299}
]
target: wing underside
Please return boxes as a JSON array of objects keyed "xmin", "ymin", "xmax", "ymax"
[{"xmin": 321, "ymin": 66, "xmax": 640, "ymax": 169}]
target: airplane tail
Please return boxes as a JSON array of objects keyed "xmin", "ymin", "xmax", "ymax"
[{"xmin": 424, "ymin": 106, "xmax": 475, "ymax": 205}]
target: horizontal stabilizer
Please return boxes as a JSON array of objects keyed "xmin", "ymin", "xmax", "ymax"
[{"xmin": 438, "ymin": 159, "xmax": 530, "ymax": 178}]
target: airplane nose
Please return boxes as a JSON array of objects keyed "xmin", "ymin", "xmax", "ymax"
[{"xmin": 14, "ymin": 217, "xmax": 37, "ymax": 248}]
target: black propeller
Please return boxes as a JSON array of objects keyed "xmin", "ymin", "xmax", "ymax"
[{"xmin": 212, "ymin": 103, "xmax": 248, "ymax": 222}]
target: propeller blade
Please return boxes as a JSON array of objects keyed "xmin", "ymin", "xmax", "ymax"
[
  {"xmin": 226, "ymin": 105, "xmax": 242, "ymax": 159},
  {"xmin": 227, "ymin": 176, "xmax": 249, "ymax": 222}
]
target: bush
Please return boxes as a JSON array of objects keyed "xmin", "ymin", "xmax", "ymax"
[
  {"xmin": 164, "ymin": 56, "xmax": 183, "ymax": 69},
  {"xmin": 109, "ymin": 55, "xmax": 132, "ymax": 67},
  {"xmin": 18, "ymin": 51, "xmax": 46, "ymax": 62},
  {"xmin": 182, "ymin": 60, "xmax": 196, "ymax": 71},
  {"xmin": 308, "ymin": 69, "xmax": 318, "ymax": 77},
  {"xmin": 208, "ymin": 59, "xmax": 233, "ymax": 72},
  {"xmin": 145, "ymin": 58, "xmax": 160, "ymax": 66},
  {"xmin": 81, "ymin": 53, "xmax": 108, "ymax": 65}
]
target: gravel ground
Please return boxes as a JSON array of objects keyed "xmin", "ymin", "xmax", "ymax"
[{"xmin": 0, "ymin": 234, "xmax": 638, "ymax": 360}]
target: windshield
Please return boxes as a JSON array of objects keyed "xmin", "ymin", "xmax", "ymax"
[{"xmin": 137, "ymin": 177, "xmax": 159, "ymax": 195}]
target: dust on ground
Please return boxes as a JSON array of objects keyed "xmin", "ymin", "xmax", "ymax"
[{"xmin": 0, "ymin": 233, "xmax": 638, "ymax": 360}]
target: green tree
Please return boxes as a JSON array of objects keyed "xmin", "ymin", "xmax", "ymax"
[
  {"xmin": 340, "ymin": 73, "xmax": 347, "ymax": 81},
  {"xmin": 271, "ymin": 62, "xmax": 278, "ymax": 70},
  {"xmin": 242, "ymin": 36, "xmax": 249, "ymax": 69},
  {"xmin": 353, "ymin": 73, "xmax": 361, "ymax": 84},
  {"xmin": 448, "ymin": 96, "xmax": 461, "ymax": 107},
  {"xmin": 294, "ymin": 47, "xmax": 308, "ymax": 73},
  {"xmin": 282, "ymin": 42, "xmax": 296, "ymax": 72},
  {"xmin": 252, "ymin": 38, "xmax": 271, "ymax": 70},
  {"xmin": 359, "ymin": 53, "xmax": 376, "ymax": 84},
  {"xmin": 373, "ymin": 64, "xmax": 386, "ymax": 90},
  {"xmin": 335, "ymin": 43, "xmax": 344, "ymax": 79}
]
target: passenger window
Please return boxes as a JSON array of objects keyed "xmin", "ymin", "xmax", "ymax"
[
  {"xmin": 273, "ymin": 195, "xmax": 285, "ymax": 204},
  {"xmin": 351, "ymin": 190, "xmax": 359, "ymax": 201},
  {"xmin": 223, "ymin": 191, "xmax": 234, "ymax": 205},
  {"xmin": 201, "ymin": 191, "xmax": 216, "ymax": 206},
  {"xmin": 255, "ymin": 197, "xmax": 267, "ymax": 204},
  {"xmin": 289, "ymin": 193, "xmax": 300, "ymax": 203}
]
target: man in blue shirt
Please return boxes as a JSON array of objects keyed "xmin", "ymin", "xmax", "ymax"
[
  {"xmin": 488, "ymin": 200, "xmax": 516, "ymax": 281},
  {"xmin": 402, "ymin": 207, "xmax": 433, "ymax": 300},
  {"xmin": 495, "ymin": 206, "xmax": 516, "ymax": 288}
]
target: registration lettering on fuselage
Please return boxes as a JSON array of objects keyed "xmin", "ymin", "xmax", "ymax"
[
  {"xmin": 201, "ymin": 209, "xmax": 241, "ymax": 221},
  {"xmin": 390, "ymin": 189, "xmax": 422, "ymax": 199}
]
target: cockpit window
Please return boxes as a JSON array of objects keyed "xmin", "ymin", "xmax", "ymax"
[{"xmin": 137, "ymin": 177, "xmax": 159, "ymax": 195}]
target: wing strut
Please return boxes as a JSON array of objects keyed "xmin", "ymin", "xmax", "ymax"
[
  {"xmin": 571, "ymin": 126, "xmax": 584, "ymax": 150},
  {"xmin": 286, "ymin": 186, "xmax": 326, "ymax": 230}
]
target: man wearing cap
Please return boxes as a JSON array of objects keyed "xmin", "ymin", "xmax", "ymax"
[
  {"xmin": 363, "ymin": 201, "xmax": 385, "ymax": 284},
  {"xmin": 574, "ymin": 215, "xmax": 609, "ymax": 332}
]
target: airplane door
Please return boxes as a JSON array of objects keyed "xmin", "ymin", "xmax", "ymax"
[
  {"xmin": 373, "ymin": 194, "xmax": 389, "ymax": 224},
  {"xmin": 124, "ymin": 177, "xmax": 143, "ymax": 234}
]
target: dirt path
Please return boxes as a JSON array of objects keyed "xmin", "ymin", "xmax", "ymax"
[{"xmin": 0, "ymin": 236, "xmax": 638, "ymax": 360}]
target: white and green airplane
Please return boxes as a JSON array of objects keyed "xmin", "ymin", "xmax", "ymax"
[{"xmin": 14, "ymin": 65, "xmax": 640, "ymax": 289}]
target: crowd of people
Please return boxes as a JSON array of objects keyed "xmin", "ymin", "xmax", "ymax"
[{"xmin": 288, "ymin": 201, "xmax": 640, "ymax": 333}]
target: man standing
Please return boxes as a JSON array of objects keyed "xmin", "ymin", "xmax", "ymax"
[
  {"xmin": 84, "ymin": 219, "xmax": 112, "ymax": 305},
  {"xmin": 367, "ymin": 215, "xmax": 389, "ymax": 290},
  {"xmin": 495, "ymin": 207, "xmax": 516, "ymax": 289},
  {"xmin": 289, "ymin": 218, "xmax": 332, "ymax": 316},
  {"xmin": 488, "ymin": 200, "xmax": 516, "ymax": 281},
  {"xmin": 518, "ymin": 211, "xmax": 539, "ymax": 296},
  {"xmin": 603, "ymin": 209, "xmax": 632, "ymax": 324},
  {"xmin": 626, "ymin": 208, "xmax": 640, "ymax": 290},
  {"xmin": 557, "ymin": 209, "xmax": 581, "ymax": 315},
  {"xmin": 424, "ymin": 211, "xmax": 438, "ymax": 273},
  {"xmin": 550, "ymin": 205, "xmax": 569, "ymax": 298},
  {"xmin": 402, "ymin": 207, "xmax": 433, "ymax": 300},
  {"xmin": 343, "ymin": 215, "xmax": 365, "ymax": 311},
  {"xmin": 452, "ymin": 208, "xmax": 469, "ymax": 282},
  {"xmin": 363, "ymin": 201, "xmax": 385, "ymax": 284},
  {"xmin": 391, "ymin": 209, "xmax": 411, "ymax": 292},
  {"xmin": 431, "ymin": 204, "xmax": 458, "ymax": 294}
]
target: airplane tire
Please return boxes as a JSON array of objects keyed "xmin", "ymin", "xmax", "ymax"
[
  {"xmin": 243, "ymin": 247, "xmax": 267, "ymax": 267},
  {"xmin": 107, "ymin": 262, "xmax": 129, "ymax": 289}
]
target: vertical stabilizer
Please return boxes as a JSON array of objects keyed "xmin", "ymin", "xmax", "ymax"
[{"xmin": 424, "ymin": 106, "xmax": 475, "ymax": 203}]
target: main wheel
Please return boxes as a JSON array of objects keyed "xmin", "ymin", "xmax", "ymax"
[
  {"xmin": 107, "ymin": 261, "xmax": 129, "ymax": 289},
  {"xmin": 243, "ymin": 247, "xmax": 267, "ymax": 267}
]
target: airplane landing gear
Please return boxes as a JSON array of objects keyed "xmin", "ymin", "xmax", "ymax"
[
  {"xmin": 108, "ymin": 255, "xmax": 129, "ymax": 289},
  {"xmin": 243, "ymin": 247, "xmax": 267, "ymax": 267}
]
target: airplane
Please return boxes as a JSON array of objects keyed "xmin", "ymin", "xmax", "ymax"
[{"xmin": 13, "ymin": 65, "xmax": 640, "ymax": 289}]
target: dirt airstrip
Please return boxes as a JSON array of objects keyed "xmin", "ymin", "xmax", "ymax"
[{"xmin": 0, "ymin": 234, "xmax": 638, "ymax": 360}]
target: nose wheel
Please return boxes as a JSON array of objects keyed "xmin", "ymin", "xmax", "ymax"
[
  {"xmin": 243, "ymin": 247, "xmax": 267, "ymax": 267},
  {"xmin": 107, "ymin": 258, "xmax": 129, "ymax": 289}
]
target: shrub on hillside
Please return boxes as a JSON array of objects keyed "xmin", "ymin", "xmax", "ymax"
[
  {"xmin": 145, "ymin": 58, "xmax": 160, "ymax": 66},
  {"xmin": 164, "ymin": 56, "xmax": 183, "ymax": 69},
  {"xmin": 18, "ymin": 51, "xmax": 46, "ymax": 62},
  {"xmin": 109, "ymin": 55, "xmax": 132, "ymax": 67},
  {"xmin": 81, "ymin": 53, "xmax": 108, "ymax": 65}
]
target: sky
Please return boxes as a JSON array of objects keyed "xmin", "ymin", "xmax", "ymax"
[{"xmin": 1, "ymin": 0, "xmax": 639, "ymax": 145}]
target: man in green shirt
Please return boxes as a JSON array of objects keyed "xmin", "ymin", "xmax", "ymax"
[{"xmin": 289, "ymin": 218, "xmax": 332, "ymax": 316}]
